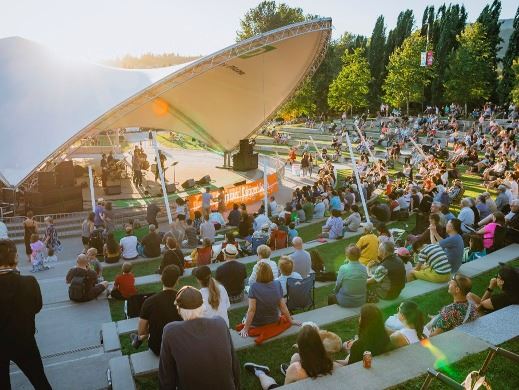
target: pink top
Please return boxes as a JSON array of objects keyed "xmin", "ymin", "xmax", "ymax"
[{"xmin": 483, "ymin": 223, "xmax": 498, "ymax": 249}]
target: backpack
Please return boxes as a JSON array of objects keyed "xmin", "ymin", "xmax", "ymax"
[
  {"xmin": 89, "ymin": 228, "xmax": 105, "ymax": 254},
  {"xmin": 69, "ymin": 276, "xmax": 87, "ymax": 301}
]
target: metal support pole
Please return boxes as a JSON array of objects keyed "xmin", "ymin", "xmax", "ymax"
[
  {"xmin": 308, "ymin": 136, "xmax": 324, "ymax": 163},
  {"xmin": 88, "ymin": 166, "xmax": 96, "ymax": 212},
  {"xmin": 345, "ymin": 132, "xmax": 370, "ymax": 223},
  {"xmin": 263, "ymin": 159, "xmax": 269, "ymax": 214},
  {"xmin": 354, "ymin": 125, "xmax": 376, "ymax": 160},
  {"xmin": 152, "ymin": 131, "xmax": 173, "ymax": 224}
]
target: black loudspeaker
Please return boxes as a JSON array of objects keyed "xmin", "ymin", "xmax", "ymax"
[
  {"xmin": 166, "ymin": 183, "xmax": 177, "ymax": 194},
  {"xmin": 26, "ymin": 186, "xmax": 83, "ymax": 213},
  {"xmin": 197, "ymin": 175, "xmax": 211, "ymax": 185},
  {"xmin": 233, "ymin": 138, "xmax": 258, "ymax": 171},
  {"xmin": 239, "ymin": 139, "xmax": 254, "ymax": 154},
  {"xmin": 55, "ymin": 161, "xmax": 75, "ymax": 187},
  {"xmin": 234, "ymin": 180, "xmax": 246, "ymax": 187},
  {"xmin": 104, "ymin": 184, "xmax": 122, "ymax": 195},
  {"xmin": 181, "ymin": 179, "xmax": 196, "ymax": 189},
  {"xmin": 38, "ymin": 172, "xmax": 55, "ymax": 191}
]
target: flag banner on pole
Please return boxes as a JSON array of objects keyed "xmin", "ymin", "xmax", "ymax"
[
  {"xmin": 426, "ymin": 51, "xmax": 434, "ymax": 67},
  {"xmin": 420, "ymin": 52, "xmax": 427, "ymax": 67}
]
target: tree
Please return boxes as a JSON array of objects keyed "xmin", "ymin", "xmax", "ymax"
[
  {"xmin": 511, "ymin": 59, "xmax": 519, "ymax": 105},
  {"xmin": 328, "ymin": 48, "xmax": 370, "ymax": 115},
  {"xmin": 277, "ymin": 79, "xmax": 316, "ymax": 119},
  {"xmin": 499, "ymin": 6, "xmax": 519, "ymax": 104},
  {"xmin": 367, "ymin": 16, "xmax": 386, "ymax": 108},
  {"xmin": 385, "ymin": 10, "xmax": 414, "ymax": 66},
  {"xmin": 477, "ymin": 0, "xmax": 502, "ymax": 102},
  {"xmin": 383, "ymin": 31, "xmax": 431, "ymax": 114},
  {"xmin": 444, "ymin": 23, "xmax": 493, "ymax": 113},
  {"xmin": 236, "ymin": 1, "xmax": 305, "ymax": 41}
]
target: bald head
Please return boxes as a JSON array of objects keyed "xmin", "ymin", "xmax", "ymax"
[
  {"xmin": 292, "ymin": 237, "xmax": 303, "ymax": 249},
  {"xmin": 77, "ymin": 254, "xmax": 89, "ymax": 267}
]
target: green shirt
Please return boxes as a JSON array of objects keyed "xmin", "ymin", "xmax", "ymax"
[{"xmin": 302, "ymin": 202, "xmax": 314, "ymax": 221}]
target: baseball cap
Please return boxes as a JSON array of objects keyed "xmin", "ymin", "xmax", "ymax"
[
  {"xmin": 175, "ymin": 286, "xmax": 203, "ymax": 310},
  {"xmin": 224, "ymin": 244, "xmax": 238, "ymax": 256}
]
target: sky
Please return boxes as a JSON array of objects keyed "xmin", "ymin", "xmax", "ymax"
[{"xmin": 0, "ymin": 0, "xmax": 516, "ymax": 62}]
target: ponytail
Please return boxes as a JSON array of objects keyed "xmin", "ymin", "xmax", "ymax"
[{"xmin": 207, "ymin": 277, "xmax": 220, "ymax": 311}]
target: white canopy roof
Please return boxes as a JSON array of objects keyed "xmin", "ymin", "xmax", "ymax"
[{"xmin": 0, "ymin": 18, "xmax": 332, "ymax": 187}]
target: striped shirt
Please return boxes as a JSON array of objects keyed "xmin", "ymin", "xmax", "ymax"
[{"xmin": 418, "ymin": 244, "xmax": 452, "ymax": 275}]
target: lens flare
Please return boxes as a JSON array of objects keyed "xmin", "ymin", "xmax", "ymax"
[
  {"xmin": 152, "ymin": 98, "xmax": 169, "ymax": 116},
  {"xmin": 420, "ymin": 338, "xmax": 457, "ymax": 377}
]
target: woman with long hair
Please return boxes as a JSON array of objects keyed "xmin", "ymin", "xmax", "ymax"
[
  {"xmin": 103, "ymin": 232, "xmax": 121, "ymax": 264},
  {"xmin": 245, "ymin": 324, "xmax": 335, "ymax": 388},
  {"xmin": 339, "ymin": 304, "xmax": 391, "ymax": 365},
  {"xmin": 23, "ymin": 210, "xmax": 38, "ymax": 262},
  {"xmin": 193, "ymin": 265, "xmax": 230, "ymax": 327},
  {"xmin": 389, "ymin": 301, "xmax": 429, "ymax": 348}
]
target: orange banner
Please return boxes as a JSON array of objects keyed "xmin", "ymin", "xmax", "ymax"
[{"xmin": 187, "ymin": 174, "xmax": 278, "ymax": 217}]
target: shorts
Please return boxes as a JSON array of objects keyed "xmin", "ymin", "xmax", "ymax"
[{"xmin": 413, "ymin": 268, "xmax": 450, "ymax": 283}]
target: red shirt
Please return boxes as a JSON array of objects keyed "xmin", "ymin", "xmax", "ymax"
[{"xmin": 114, "ymin": 273, "xmax": 137, "ymax": 298}]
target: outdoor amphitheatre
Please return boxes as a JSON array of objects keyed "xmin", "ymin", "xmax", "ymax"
[{"xmin": 2, "ymin": 1, "xmax": 519, "ymax": 390}]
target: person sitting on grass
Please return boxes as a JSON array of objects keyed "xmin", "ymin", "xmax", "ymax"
[
  {"xmin": 215, "ymin": 244, "xmax": 247, "ymax": 304},
  {"xmin": 159, "ymin": 237, "xmax": 184, "ymax": 275},
  {"xmin": 430, "ymin": 218, "xmax": 464, "ymax": 273},
  {"xmin": 131, "ymin": 265, "xmax": 182, "ymax": 355},
  {"xmin": 407, "ymin": 240, "xmax": 452, "ymax": 283},
  {"xmin": 474, "ymin": 211, "xmax": 506, "ymax": 250},
  {"xmin": 110, "ymin": 262, "xmax": 137, "ymax": 300},
  {"xmin": 366, "ymin": 241, "xmax": 406, "ymax": 303},
  {"xmin": 328, "ymin": 245, "xmax": 367, "ymax": 307},
  {"xmin": 287, "ymin": 222, "xmax": 298, "ymax": 242},
  {"xmin": 103, "ymin": 232, "xmax": 121, "ymax": 264},
  {"xmin": 337, "ymin": 304, "xmax": 390, "ymax": 365},
  {"xmin": 244, "ymin": 324, "xmax": 335, "ymax": 388},
  {"xmin": 467, "ymin": 263, "xmax": 519, "ymax": 313},
  {"xmin": 276, "ymin": 256, "xmax": 302, "ymax": 297},
  {"xmin": 462, "ymin": 235, "xmax": 486, "ymax": 263},
  {"xmin": 427, "ymin": 273, "xmax": 478, "ymax": 336},
  {"xmin": 356, "ymin": 222, "xmax": 379, "ymax": 266},
  {"xmin": 388, "ymin": 301, "xmax": 429, "ymax": 348},
  {"xmin": 239, "ymin": 263, "xmax": 295, "ymax": 338},
  {"xmin": 140, "ymin": 224, "xmax": 161, "ymax": 258},
  {"xmin": 193, "ymin": 265, "xmax": 230, "ymax": 327},
  {"xmin": 249, "ymin": 245, "xmax": 279, "ymax": 286},
  {"xmin": 66, "ymin": 254, "xmax": 108, "ymax": 302},
  {"xmin": 343, "ymin": 204, "xmax": 361, "ymax": 232},
  {"xmin": 320, "ymin": 209, "xmax": 344, "ymax": 239},
  {"xmin": 190, "ymin": 237, "xmax": 213, "ymax": 266},
  {"xmin": 183, "ymin": 218, "xmax": 198, "ymax": 249},
  {"xmin": 119, "ymin": 225, "xmax": 138, "ymax": 260}
]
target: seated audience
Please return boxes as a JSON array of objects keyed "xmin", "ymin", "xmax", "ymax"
[
  {"xmin": 200, "ymin": 215, "xmax": 216, "ymax": 243},
  {"xmin": 463, "ymin": 235, "xmax": 486, "ymax": 263},
  {"xmin": 140, "ymin": 224, "xmax": 161, "ymax": 258},
  {"xmin": 110, "ymin": 262, "xmax": 137, "ymax": 300},
  {"xmin": 408, "ymin": 241, "xmax": 452, "ymax": 283},
  {"xmin": 328, "ymin": 245, "xmax": 367, "ymax": 307},
  {"xmin": 356, "ymin": 222, "xmax": 379, "ymax": 265},
  {"xmin": 343, "ymin": 204, "xmax": 361, "ymax": 232},
  {"xmin": 240, "ymin": 263, "xmax": 295, "ymax": 338},
  {"xmin": 191, "ymin": 238, "xmax": 213, "ymax": 266},
  {"xmin": 276, "ymin": 256, "xmax": 302, "ymax": 297},
  {"xmin": 288, "ymin": 222, "xmax": 299, "ymax": 242},
  {"xmin": 103, "ymin": 232, "xmax": 121, "ymax": 264},
  {"xmin": 249, "ymin": 245, "xmax": 279, "ymax": 286},
  {"xmin": 131, "ymin": 265, "xmax": 182, "ymax": 355},
  {"xmin": 458, "ymin": 198, "xmax": 475, "ymax": 233},
  {"xmin": 209, "ymin": 209, "xmax": 226, "ymax": 230},
  {"xmin": 159, "ymin": 237, "xmax": 185, "ymax": 275},
  {"xmin": 159, "ymin": 286, "xmax": 239, "ymax": 390},
  {"xmin": 216, "ymin": 244, "xmax": 247, "ymax": 303},
  {"xmin": 388, "ymin": 301, "xmax": 429, "ymax": 347},
  {"xmin": 431, "ymin": 218, "xmax": 464, "ymax": 273},
  {"xmin": 475, "ymin": 211, "xmax": 506, "ymax": 250},
  {"xmin": 228, "ymin": 203, "xmax": 242, "ymax": 227},
  {"xmin": 86, "ymin": 247, "xmax": 103, "ymax": 281},
  {"xmin": 244, "ymin": 324, "xmax": 335, "ymax": 387},
  {"xmin": 289, "ymin": 237, "xmax": 312, "ymax": 278},
  {"xmin": 193, "ymin": 266, "xmax": 230, "ymax": 327},
  {"xmin": 367, "ymin": 241, "xmax": 406, "ymax": 302},
  {"xmin": 428, "ymin": 274, "xmax": 478, "ymax": 336},
  {"xmin": 119, "ymin": 225, "xmax": 138, "ymax": 260},
  {"xmin": 337, "ymin": 304, "xmax": 390, "ymax": 365},
  {"xmin": 183, "ymin": 219, "xmax": 198, "ymax": 248},
  {"xmin": 468, "ymin": 263, "xmax": 519, "ymax": 312},
  {"xmin": 321, "ymin": 209, "xmax": 344, "ymax": 239},
  {"xmin": 66, "ymin": 254, "xmax": 108, "ymax": 302}
]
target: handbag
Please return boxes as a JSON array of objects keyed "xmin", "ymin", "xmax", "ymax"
[{"xmin": 462, "ymin": 371, "xmax": 491, "ymax": 390}]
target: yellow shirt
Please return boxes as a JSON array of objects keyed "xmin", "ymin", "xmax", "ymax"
[{"xmin": 356, "ymin": 233, "xmax": 379, "ymax": 265}]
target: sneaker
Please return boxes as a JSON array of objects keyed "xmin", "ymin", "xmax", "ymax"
[
  {"xmin": 130, "ymin": 333, "xmax": 142, "ymax": 349},
  {"xmin": 244, "ymin": 363, "xmax": 270, "ymax": 376},
  {"xmin": 280, "ymin": 363, "xmax": 289, "ymax": 376}
]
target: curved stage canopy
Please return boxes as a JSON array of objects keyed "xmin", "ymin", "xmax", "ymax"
[{"xmin": 0, "ymin": 18, "xmax": 332, "ymax": 188}]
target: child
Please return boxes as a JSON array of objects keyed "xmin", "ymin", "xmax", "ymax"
[
  {"xmin": 288, "ymin": 222, "xmax": 299, "ymax": 242},
  {"xmin": 45, "ymin": 247, "xmax": 58, "ymax": 268},
  {"xmin": 275, "ymin": 256, "xmax": 302, "ymax": 297},
  {"xmin": 86, "ymin": 247, "xmax": 103, "ymax": 282},
  {"xmin": 29, "ymin": 234, "xmax": 48, "ymax": 272},
  {"xmin": 110, "ymin": 262, "xmax": 137, "ymax": 300},
  {"xmin": 463, "ymin": 235, "xmax": 486, "ymax": 263}
]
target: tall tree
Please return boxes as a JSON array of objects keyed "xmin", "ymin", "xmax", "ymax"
[
  {"xmin": 477, "ymin": 0, "xmax": 503, "ymax": 102},
  {"xmin": 499, "ymin": 6, "xmax": 519, "ymax": 104},
  {"xmin": 385, "ymin": 10, "xmax": 414, "ymax": 64},
  {"xmin": 383, "ymin": 31, "xmax": 431, "ymax": 114},
  {"xmin": 367, "ymin": 16, "xmax": 386, "ymax": 109},
  {"xmin": 236, "ymin": 1, "xmax": 305, "ymax": 41},
  {"xmin": 444, "ymin": 23, "xmax": 493, "ymax": 113},
  {"xmin": 511, "ymin": 59, "xmax": 519, "ymax": 105},
  {"xmin": 328, "ymin": 48, "xmax": 371, "ymax": 114},
  {"xmin": 277, "ymin": 79, "xmax": 316, "ymax": 119}
]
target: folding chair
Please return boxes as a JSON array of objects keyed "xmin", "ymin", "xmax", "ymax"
[
  {"xmin": 286, "ymin": 274, "xmax": 315, "ymax": 312},
  {"xmin": 251, "ymin": 236, "xmax": 268, "ymax": 254}
]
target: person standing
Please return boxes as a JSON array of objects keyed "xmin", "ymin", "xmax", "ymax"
[
  {"xmin": 146, "ymin": 201, "xmax": 160, "ymax": 228},
  {"xmin": 81, "ymin": 212, "xmax": 95, "ymax": 253},
  {"xmin": 94, "ymin": 198, "xmax": 105, "ymax": 229},
  {"xmin": 202, "ymin": 187, "xmax": 213, "ymax": 218},
  {"xmin": 0, "ymin": 239, "xmax": 52, "ymax": 389},
  {"xmin": 101, "ymin": 201, "xmax": 115, "ymax": 234},
  {"xmin": 43, "ymin": 216, "xmax": 59, "ymax": 256},
  {"xmin": 159, "ymin": 286, "xmax": 240, "ymax": 389},
  {"xmin": 23, "ymin": 210, "xmax": 38, "ymax": 262}
]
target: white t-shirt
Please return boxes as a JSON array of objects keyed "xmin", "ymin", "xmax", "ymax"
[
  {"xmin": 200, "ymin": 284, "xmax": 230, "ymax": 327},
  {"xmin": 120, "ymin": 235, "xmax": 138, "ymax": 259},
  {"xmin": 200, "ymin": 221, "xmax": 216, "ymax": 242}
]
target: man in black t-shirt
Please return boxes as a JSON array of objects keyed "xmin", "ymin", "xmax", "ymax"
[
  {"xmin": 146, "ymin": 202, "xmax": 160, "ymax": 227},
  {"xmin": 0, "ymin": 239, "xmax": 52, "ymax": 389},
  {"xmin": 131, "ymin": 265, "xmax": 182, "ymax": 355},
  {"xmin": 66, "ymin": 254, "xmax": 108, "ymax": 302},
  {"xmin": 215, "ymin": 244, "xmax": 247, "ymax": 303},
  {"xmin": 141, "ymin": 224, "xmax": 161, "ymax": 258}
]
